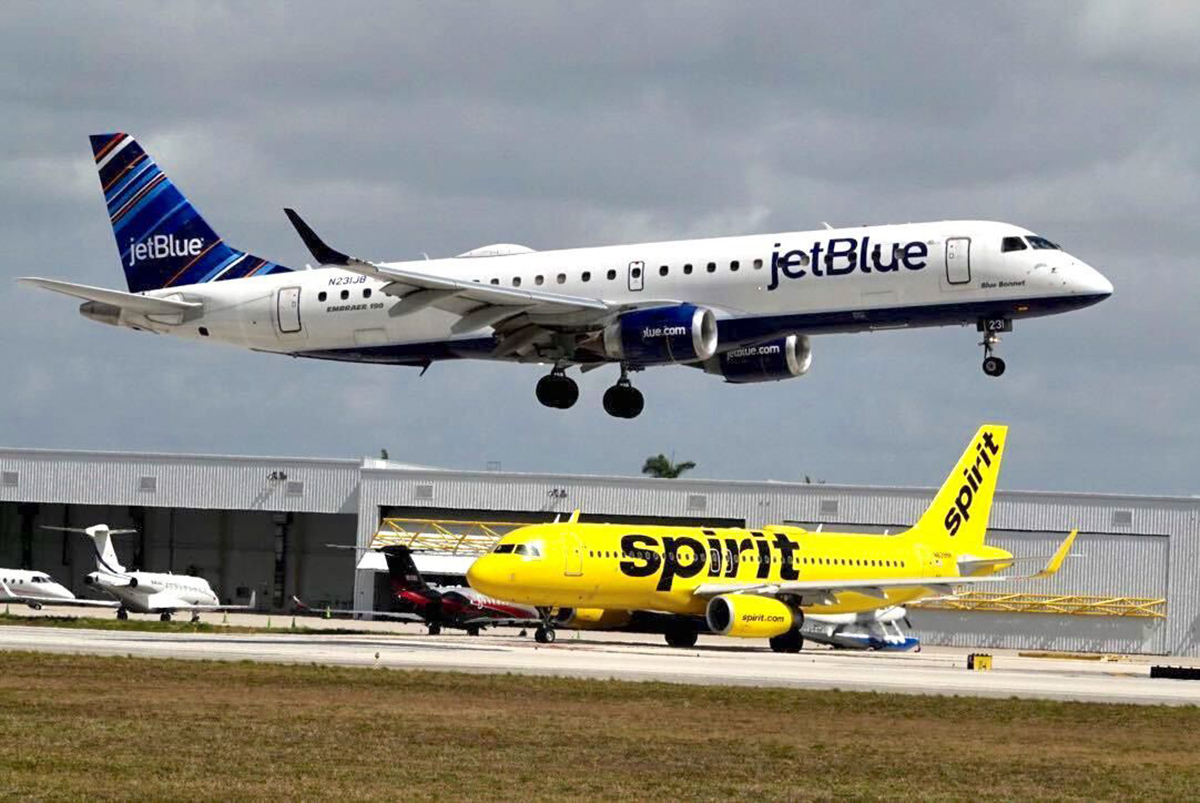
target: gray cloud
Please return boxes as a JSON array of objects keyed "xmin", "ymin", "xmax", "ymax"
[{"xmin": 1, "ymin": 1, "xmax": 1196, "ymax": 495}]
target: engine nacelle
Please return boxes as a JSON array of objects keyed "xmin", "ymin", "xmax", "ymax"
[
  {"xmin": 553, "ymin": 608, "xmax": 634, "ymax": 630},
  {"xmin": 706, "ymin": 594, "xmax": 798, "ymax": 639},
  {"xmin": 704, "ymin": 335, "xmax": 812, "ymax": 383},
  {"xmin": 602, "ymin": 304, "xmax": 717, "ymax": 365}
]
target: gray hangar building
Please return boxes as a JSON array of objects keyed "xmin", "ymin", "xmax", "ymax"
[{"xmin": 0, "ymin": 445, "xmax": 1196, "ymax": 656}]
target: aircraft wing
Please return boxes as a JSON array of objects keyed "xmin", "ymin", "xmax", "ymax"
[
  {"xmin": 170, "ymin": 591, "xmax": 258, "ymax": 613},
  {"xmin": 284, "ymin": 209, "xmax": 681, "ymax": 356},
  {"xmin": 16, "ymin": 278, "xmax": 201, "ymax": 316},
  {"xmin": 289, "ymin": 596, "xmax": 423, "ymax": 622},
  {"xmin": 692, "ymin": 530, "xmax": 1078, "ymax": 604}
]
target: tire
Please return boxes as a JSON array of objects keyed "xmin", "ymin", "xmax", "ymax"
[
  {"xmin": 665, "ymin": 625, "xmax": 698, "ymax": 649},
  {"xmin": 982, "ymin": 356, "xmax": 1006, "ymax": 377},
  {"xmin": 602, "ymin": 385, "xmax": 644, "ymax": 418},
  {"xmin": 117, "ymin": 608, "xmax": 128, "ymax": 621},
  {"xmin": 466, "ymin": 626, "xmax": 480, "ymax": 637},
  {"xmin": 769, "ymin": 630, "xmax": 804, "ymax": 654},
  {"xmin": 602, "ymin": 385, "xmax": 623, "ymax": 417},
  {"xmin": 535, "ymin": 375, "xmax": 558, "ymax": 407},
  {"xmin": 557, "ymin": 376, "xmax": 579, "ymax": 409},
  {"xmin": 427, "ymin": 623, "xmax": 442, "ymax": 636},
  {"xmin": 623, "ymin": 386, "xmax": 645, "ymax": 418},
  {"xmin": 160, "ymin": 612, "xmax": 172, "ymax": 622},
  {"xmin": 535, "ymin": 626, "xmax": 555, "ymax": 644}
]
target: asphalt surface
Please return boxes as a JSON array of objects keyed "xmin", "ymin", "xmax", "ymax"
[{"xmin": 3, "ymin": 607, "xmax": 1199, "ymax": 705}]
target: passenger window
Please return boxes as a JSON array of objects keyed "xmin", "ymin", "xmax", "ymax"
[
  {"xmin": 535, "ymin": 275, "xmax": 544, "ymax": 286},
  {"xmin": 730, "ymin": 260, "xmax": 740, "ymax": 272},
  {"xmin": 582, "ymin": 271, "xmax": 591, "ymax": 282},
  {"xmin": 753, "ymin": 259, "xmax": 763, "ymax": 269},
  {"xmin": 706, "ymin": 262, "xmax": 716, "ymax": 273},
  {"xmin": 683, "ymin": 263, "xmax": 693, "ymax": 275},
  {"xmin": 318, "ymin": 291, "xmax": 327, "ymax": 302},
  {"xmin": 1001, "ymin": 237, "xmax": 1027, "ymax": 253},
  {"xmin": 340, "ymin": 290, "xmax": 349, "ymax": 300},
  {"xmin": 557, "ymin": 273, "xmax": 566, "ymax": 284},
  {"xmin": 363, "ymin": 288, "xmax": 372, "ymax": 299},
  {"xmin": 659, "ymin": 265, "xmax": 669, "ymax": 276},
  {"xmin": 607, "ymin": 269, "xmax": 617, "ymax": 280},
  {"xmin": 513, "ymin": 277, "xmax": 521, "ymax": 287},
  {"xmin": 631, "ymin": 267, "xmax": 642, "ymax": 279},
  {"xmin": 490, "ymin": 278, "xmax": 500, "ymax": 285}
]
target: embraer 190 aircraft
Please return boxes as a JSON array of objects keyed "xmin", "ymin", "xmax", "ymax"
[
  {"xmin": 20, "ymin": 134, "xmax": 1112, "ymax": 418},
  {"xmin": 467, "ymin": 425, "xmax": 1078, "ymax": 649}
]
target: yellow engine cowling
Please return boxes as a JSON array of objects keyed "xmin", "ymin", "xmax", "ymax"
[
  {"xmin": 553, "ymin": 608, "xmax": 634, "ymax": 630},
  {"xmin": 706, "ymin": 594, "xmax": 797, "ymax": 638}
]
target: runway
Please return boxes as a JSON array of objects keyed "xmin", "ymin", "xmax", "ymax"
[{"xmin": 2, "ymin": 612, "xmax": 1199, "ymax": 705}]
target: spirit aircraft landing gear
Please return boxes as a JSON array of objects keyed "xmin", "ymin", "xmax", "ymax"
[
  {"xmin": 978, "ymin": 318, "xmax": 1011, "ymax": 377},
  {"xmin": 534, "ymin": 607, "xmax": 557, "ymax": 643},
  {"xmin": 535, "ymin": 367, "xmax": 579, "ymax": 410},
  {"xmin": 602, "ymin": 365, "xmax": 644, "ymax": 419}
]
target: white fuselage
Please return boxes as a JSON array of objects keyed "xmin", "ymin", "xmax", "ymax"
[
  {"xmin": 102, "ymin": 220, "xmax": 1111, "ymax": 364},
  {"xmin": 87, "ymin": 570, "xmax": 219, "ymax": 613},
  {"xmin": 0, "ymin": 569, "xmax": 75, "ymax": 601}
]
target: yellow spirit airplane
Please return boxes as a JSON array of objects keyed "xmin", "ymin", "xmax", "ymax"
[{"xmin": 467, "ymin": 424, "xmax": 1077, "ymax": 650}]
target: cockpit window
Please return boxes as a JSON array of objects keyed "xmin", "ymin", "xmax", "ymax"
[
  {"xmin": 1026, "ymin": 236, "xmax": 1061, "ymax": 250},
  {"xmin": 513, "ymin": 544, "xmax": 541, "ymax": 557},
  {"xmin": 1001, "ymin": 236, "xmax": 1027, "ymax": 253},
  {"xmin": 494, "ymin": 544, "xmax": 516, "ymax": 554}
]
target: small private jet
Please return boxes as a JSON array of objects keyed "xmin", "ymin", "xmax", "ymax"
[
  {"xmin": 0, "ymin": 568, "xmax": 94, "ymax": 609},
  {"xmin": 40, "ymin": 524, "xmax": 254, "ymax": 621}
]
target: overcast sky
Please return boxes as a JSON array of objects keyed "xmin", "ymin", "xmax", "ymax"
[{"xmin": 2, "ymin": 2, "xmax": 1197, "ymax": 495}]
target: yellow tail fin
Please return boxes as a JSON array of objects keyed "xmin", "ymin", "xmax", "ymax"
[{"xmin": 910, "ymin": 424, "xmax": 1008, "ymax": 550}]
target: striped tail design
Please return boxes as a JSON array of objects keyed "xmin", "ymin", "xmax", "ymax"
[{"xmin": 90, "ymin": 133, "xmax": 293, "ymax": 293}]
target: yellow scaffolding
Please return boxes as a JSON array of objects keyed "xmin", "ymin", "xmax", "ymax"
[
  {"xmin": 913, "ymin": 592, "xmax": 1166, "ymax": 619},
  {"xmin": 372, "ymin": 518, "xmax": 528, "ymax": 555}
]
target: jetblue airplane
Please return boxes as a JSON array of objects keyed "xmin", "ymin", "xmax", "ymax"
[{"xmin": 20, "ymin": 133, "xmax": 1113, "ymax": 418}]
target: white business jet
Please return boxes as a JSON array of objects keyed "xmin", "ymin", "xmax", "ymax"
[
  {"xmin": 41, "ymin": 524, "xmax": 254, "ymax": 622},
  {"xmin": 19, "ymin": 133, "xmax": 1113, "ymax": 418}
]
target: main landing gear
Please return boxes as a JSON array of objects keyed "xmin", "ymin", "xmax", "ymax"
[
  {"xmin": 160, "ymin": 612, "xmax": 172, "ymax": 622},
  {"xmin": 664, "ymin": 620, "xmax": 698, "ymax": 649},
  {"xmin": 769, "ymin": 630, "xmax": 804, "ymax": 654},
  {"xmin": 535, "ymin": 368, "xmax": 579, "ymax": 410},
  {"xmin": 602, "ymin": 366, "xmax": 644, "ymax": 419},
  {"xmin": 116, "ymin": 607, "xmax": 129, "ymax": 621},
  {"xmin": 978, "ymin": 318, "xmax": 1011, "ymax": 377},
  {"xmin": 534, "ymin": 607, "xmax": 557, "ymax": 644}
]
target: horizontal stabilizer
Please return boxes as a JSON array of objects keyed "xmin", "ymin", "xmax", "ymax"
[{"xmin": 18, "ymin": 277, "xmax": 201, "ymax": 316}]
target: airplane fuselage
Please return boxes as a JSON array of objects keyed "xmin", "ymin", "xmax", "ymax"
[
  {"xmin": 88, "ymin": 570, "xmax": 219, "ymax": 613},
  {"xmin": 97, "ymin": 220, "xmax": 1111, "ymax": 367}
]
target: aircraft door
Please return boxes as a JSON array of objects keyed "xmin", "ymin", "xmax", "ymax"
[
  {"xmin": 277, "ymin": 286, "xmax": 302, "ymax": 333},
  {"xmin": 564, "ymin": 534, "xmax": 583, "ymax": 577},
  {"xmin": 627, "ymin": 261, "xmax": 644, "ymax": 292},
  {"xmin": 945, "ymin": 238, "xmax": 971, "ymax": 285}
]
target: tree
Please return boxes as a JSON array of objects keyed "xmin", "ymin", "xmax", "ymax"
[{"xmin": 641, "ymin": 454, "xmax": 697, "ymax": 479}]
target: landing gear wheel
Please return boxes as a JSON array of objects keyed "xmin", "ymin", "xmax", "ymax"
[
  {"xmin": 466, "ymin": 625, "xmax": 481, "ymax": 637},
  {"xmin": 116, "ymin": 608, "xmax": 128, "ymax": 621},
  {"xmin": 982, "ymin": 356, "xmax": 1006, "ymax": 377},
  {"xmin": 602, "ymin": 383, "xmax": 645, "ymax": 419},
  {"xmin": 769, "ymin": 630, "xmax": 804, "ymax": 654},
  {"xmin": 191, "ymin": 613, "xmax": 201, "ymax": 624},
  {"xmin": 664, "ymin": 623, "xmax": 698, "ymax": 649},
  {"xmin": 535, "ymin": 372, "xmax": 579, "ymax": 410},
  {"xmin": 427, "ymin": 623, "xmax": 442, "ymax": 636},
  {"xmin": 535, "ymin": 625, "xmax": 556, "ymax": 644},
  {"xmin": 160, "ymin": 612, "xmax": 172, "ymax": 622}
]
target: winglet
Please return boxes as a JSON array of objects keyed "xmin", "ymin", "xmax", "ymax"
[
  {"xmin": 283, "ymin": 208, "xmax": 352, "ymax": 266},
  {"xmin": 568, "ymin": 509, "xmax": 581, "ymax": 524},
  {"xmin": 1033, "ymin": 529, "xmax": 1078, "ymax": 579}
]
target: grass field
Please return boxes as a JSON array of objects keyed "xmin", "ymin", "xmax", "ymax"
[
  {"xmin": 0, "ymin": 611, "xmax": 387, "ymax": 637},
  {"xmin": 2, "ymin": 652, "xmax": 1199, "ymax": 800}
]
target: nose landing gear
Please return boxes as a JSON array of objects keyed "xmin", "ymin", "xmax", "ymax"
[
  {"xmin": 978, "ymin": 318, "xmax": 1011, "ymax": 377},
  {"xmin": 602, "ymin": 365, "xmax": 644, "ymax": 419},
  {"xmin": 535, "ymin": 368, "xmax": 579, "ymax": 410}
]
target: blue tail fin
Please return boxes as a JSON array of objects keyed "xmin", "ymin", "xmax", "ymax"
[{"xmin": 89, "ymin": 133, "xmax": 293, "ymax": 293}]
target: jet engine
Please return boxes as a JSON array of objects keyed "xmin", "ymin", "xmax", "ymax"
[
  {"xmin": 553, "ymin": 608, "xmax": 634, "ymax": 630},
  {"xmin": 704, "ymin": 335, "xmax": 812, "ymax": 383},
  {"xmin": 602, "ymin": 304, "xmax": 718, "ymax": 365},
  {"xmin": 706, "ymin": 594, "xmax": 799, "ymax": 639}
]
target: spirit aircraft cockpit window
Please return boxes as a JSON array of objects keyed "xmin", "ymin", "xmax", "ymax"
[
  {"xmin": 514, "ymin": 544, "xmax": 542, "ymax": 557},
  {"xmin": 494, "ymin": 544, "xmax": 516, "ymax": 554},
  {"xmin": 1001, "ymin": 236, "xmax": 1027, "ymax": 253},
  {"xmin": 1026, "ymin": 236, "xmax": 1061, "ymax": 250}
]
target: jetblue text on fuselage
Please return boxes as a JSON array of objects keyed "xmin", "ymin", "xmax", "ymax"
[{"xmin": 767, "ymin": 237, "xmax": 929, "ymax": 291}]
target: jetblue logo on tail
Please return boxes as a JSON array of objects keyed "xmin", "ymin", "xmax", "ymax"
[
  {"xmin": 128, "ymin": 234, "xmax": 204, "ymax": 267},
  {"xmin": 943, "ymin": 431, "xmax": 1001, "ymax": 536}
]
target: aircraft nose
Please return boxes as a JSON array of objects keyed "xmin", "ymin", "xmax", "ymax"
[
  {"xmin": 1074, "ymin": 260, "xmax": 1114, "ymax": 298},
  {"xmin": 466, "ymin": 556, "xmax": 502, "ymax": 594}
]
